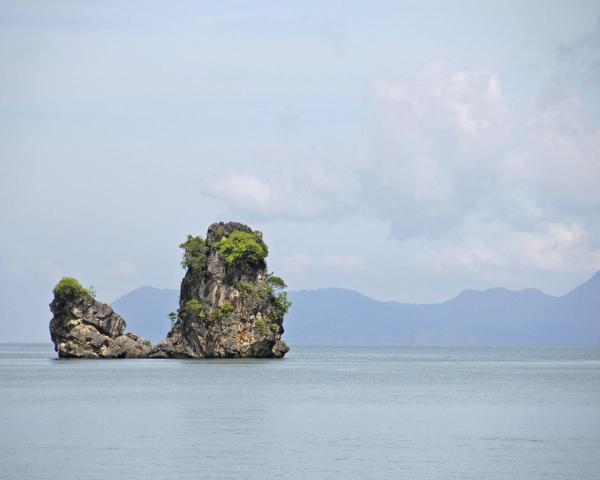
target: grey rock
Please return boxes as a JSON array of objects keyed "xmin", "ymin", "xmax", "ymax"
[
  {"xmin": 49, "ymin": 221, "xmax": 290, "ymax": 359},
  {"xmin": 154, "ymin": 222, "xmax": 290, "ymax": 358},
  {"xmin": 49, "ymin": 294, "xmax": 152, "ymax": 358}
]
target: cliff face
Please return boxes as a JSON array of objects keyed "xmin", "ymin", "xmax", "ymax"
[
  {"xmin": 49, "ymin": 283, "xmax": 152, "ymax": 358},
  {"xmin": 155, "ymin": 222, "xmax": 290, "ymax": 358}
]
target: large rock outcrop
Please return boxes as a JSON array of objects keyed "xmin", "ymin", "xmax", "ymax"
[
  {"xmin": 154, "ymin": 222, "xmax": 290, "ymax": 358},
  {"xmin": 49, "ymin": 278, "xmax": 152, "ymax": 358},
  {"xmin": 48, "ymin": 222, "xmax": 290, "ymax": 359}
]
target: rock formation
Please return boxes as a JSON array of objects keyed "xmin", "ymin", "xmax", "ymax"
[
  {"xmin": 49, "ymin": 277, "xmax": 152, "ymax": 358},
  {"xmin": 49, "ymin": 222, "xmax": 290, "ymax": 359},
  {"xmin": 153, "ymin": 222, "xmax": 290, "ymax": 358}
]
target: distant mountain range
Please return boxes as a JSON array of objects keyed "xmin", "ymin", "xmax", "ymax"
[{"xmin": 112, "ymin": 271, "xmax": 600, "ymax": 346}]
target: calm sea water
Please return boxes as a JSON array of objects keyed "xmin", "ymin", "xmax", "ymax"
[{"xmin": 1, "ymin": 344, "xmax": 599, "ymax": 480}]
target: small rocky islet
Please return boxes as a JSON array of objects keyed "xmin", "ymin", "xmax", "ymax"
[{"xmin": 49, "ymin": 222, "xmax": 290, "ymax": 359}]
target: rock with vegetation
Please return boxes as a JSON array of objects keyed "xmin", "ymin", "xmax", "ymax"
[
  {"xmin": 49, "ymin": 277, "xmax": 152, "ymax": 358},
  {"xmin": 153, "ymin": 222, "xmax": 290, "ymax": 358}
]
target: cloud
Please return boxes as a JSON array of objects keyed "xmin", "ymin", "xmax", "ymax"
[
  {"xmin": 363, "ymin": 63, "xmax": 511, "ymax": 238},
  {"xmin": 421, "ymin": 219, "xmax": 600, "ymax": 276},
  {"xmin": 203, "ymin": 57, "xmax": 600, "ymax": 276},
  {"xmin": 554, "ymin": 17, "xmax": 600, "ymax": 104},
  {"xmin": 202, "ymin": 146, "xmax": 362, "ymax": 221},
  {"xmin": 204, "ymin": 174, "xmax": 273, "ymax": 214},
  {"xmin": 512, "ymin": 222, "xmax": 600, "ymax": 272},
  {"xmin": 365, "ymin": 61, "xmax": 600, "ymax": 255},
  {"xmin": 522, "ymin": 95, "xmax": 600, "ymax": 213},
  {"xmin": 429, "ymin": 242, "xmax": 506, "ymax": 271},
  {"xmin": 283, "ymin": 253, "xmax": 364, "ymax": 275},
  {"xmin": 203, "ymin": 63, "xmax": 514, "ymax": 233}
]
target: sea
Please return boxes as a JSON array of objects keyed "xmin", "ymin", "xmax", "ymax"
[{"xmin": 1, "ymin": 344, "xmax": 599, "ymax": 480}]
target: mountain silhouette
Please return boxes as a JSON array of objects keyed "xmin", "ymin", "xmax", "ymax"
[{"xmin": 112, "ymin": 272, "xmax": 600, "ymax": 345}]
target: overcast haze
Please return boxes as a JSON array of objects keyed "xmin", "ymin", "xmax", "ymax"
[{"xmin": 1, "ymin": 1, "xmax": 600, "ymax": 341}]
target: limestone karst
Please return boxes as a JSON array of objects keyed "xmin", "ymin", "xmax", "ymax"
[
  {"xmin": 49, "ymin": 222, "xmax": 290, "ymax": 359},
  {"xmin": 49, "ymin": 277, "xmax": 152, "ymax": 358}
]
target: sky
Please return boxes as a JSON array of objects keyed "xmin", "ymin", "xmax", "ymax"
[{"xmin": 1, "ymin": 1, "xmax": 600, "ymax": 341}]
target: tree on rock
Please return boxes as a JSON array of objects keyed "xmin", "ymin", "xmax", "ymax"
[{"xmin": 215, "ymin": 230, "xmax": 268, "ymax": 268}]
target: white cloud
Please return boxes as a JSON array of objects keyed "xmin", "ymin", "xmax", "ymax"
[
  {"xmin": 283, "ymin": 253, "xmax": 364, "ymax": 275},
  {"xmin": 429, "ymin": 242, "xmax": 506, "ymax": 271},
  {"xmin": 417, "ymin": 219, "xmax": 600, "ymax": 283},
  {"xmin": 512, "ymin": 222, "xmax": 600, "ymax": 272},
  {"xmin": 205, "ymin": 174, "xmax": 273, "ymax": 214},
  {"xmin": 202, "ymin": 138, "xmax": 363, "ymax": 222},
  {"xmin": 363, "ymin": 63, "xmax": 512, "ymax": 238},
  {"xmin": 202, "ymin": 60, "xmax": 600, "ymax": 277},
  {"xmin": 203, "ymin": 65, "xmax": 514, "ymax": 237},
  {"xmin": 523, "ymin": 95, "xmax": 600, "ymax": 212}
]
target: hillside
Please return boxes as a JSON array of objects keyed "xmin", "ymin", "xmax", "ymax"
[{"xmin": 111, "ymin": 272, "xmax": 600, "ymax": 345}]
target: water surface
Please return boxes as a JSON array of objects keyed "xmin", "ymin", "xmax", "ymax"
[{"xmin": 1, "ymin": 344, "xmax": 599, "ymax": 479}]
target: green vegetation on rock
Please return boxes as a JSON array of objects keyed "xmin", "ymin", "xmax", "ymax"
[
  {"xmin": 236, "ymin": 280, "xmax": 273, "ymax": 305},
  {"xmin": 273, "ymin": 291, "xmax": 291, "ymax": 319},
  {"xmin": 53, "ymin": 277, "xmax": 94, "ymax": 302},
  {"xmin": 254, "ymin": 318, "xmax": 270, "ymax": 335},
  {"xmin": 209, "ymin": 302, "xmax": 234, "ymax": 322},
  {"xmin": 254, "ymin": 317, "xmax": 280, "ymax": 335},
  {"xmin": 267, "ymin": 273, "xmax": 287, "ymax": 289},
  {"xmin": 182, "ymin": 299, "xmax": 206, "ymax": 320},
  {"xmin": 179, "ymin": 235, "xmax": 207, "ymax": 271},
  {"xmin": 211, "ymin": 224, "xmax": 225, "ymax": 241},
  {"xmin": 215, "ymin": 230, "xmax": 268, "ymax": 268},
  {"xmin": 236, "ymin": 273, "xmax": 291, "ymax": 318}
]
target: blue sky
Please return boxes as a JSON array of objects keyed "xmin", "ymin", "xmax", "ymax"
[{"xmin": 1, "ymin": 1, "xmax": 600, "ymax": 340}]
